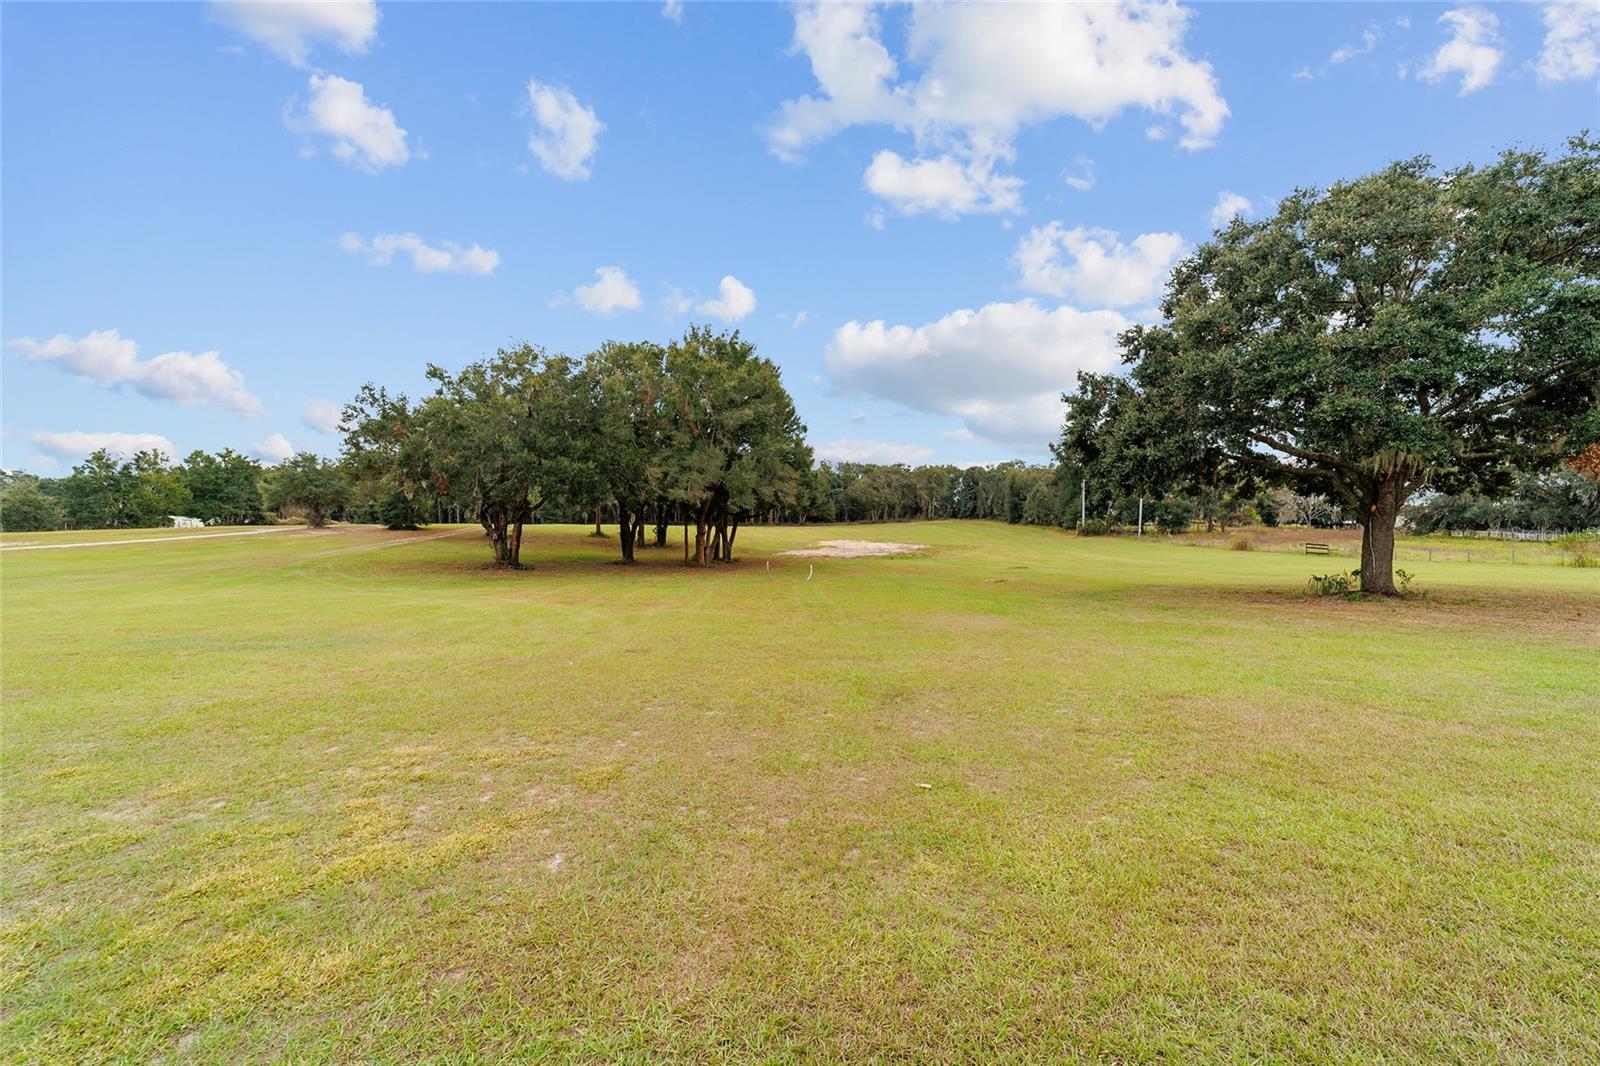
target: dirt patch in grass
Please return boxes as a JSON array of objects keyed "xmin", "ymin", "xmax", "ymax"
[
  {"xmin": 780, "ymin": 540, "xmax": 929, "ymax": 558},
  {"xmin": 1170, "ymin": 584, "xmax": 1600, "ymax": 640}
]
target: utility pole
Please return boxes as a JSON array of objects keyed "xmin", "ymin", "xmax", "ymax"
[
  {"xmin": 1138, "ymin": 497, "xmax": 1144, "ymax": 537},
  {"xmin": 1080, "ymin": 478, "xmax": 1086, "ymax": 531}
]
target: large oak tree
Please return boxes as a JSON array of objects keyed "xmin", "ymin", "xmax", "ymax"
[{"xmin": 1065, "ymin": 137, "xmax": 1600, "ymax": 594}]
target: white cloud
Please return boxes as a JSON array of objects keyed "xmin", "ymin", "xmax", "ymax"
[
  {"xmin": 526, "ymin": 80, "xmax": 603, "ymax": 180},
  {"xmin": 661, "ymin": 0, "xmax": 683, "ymax": 24},
  {"xmin": 573, "ymin": 266, "xmax": 643, "ymax": 314},
  {"xmin": 1330, "ymin": 24, "xmax": 1382, "ymax": 64},
  {"xmin": 849, "ymin": 409, "xmax": 869, "ymax": 424},
  {"xmin": 290, "ymin": 74, "xmax": 409, "ymax": 171},
  {"xmin": 697, "ymin": 275, "xmax": 757, "ymax": 322},
  {"xmin": 866, "ymin": 207, "xmax": 886, "ymax": 230},
  {"xmin": 12, "ymin": 329, "xmax": 263, "ymax": 415},
  {"xmin": 1209, "ymin": 190, "xmax": 1252, "ymax": 228},
  {"xmin": 302, "ymin": 400, "xmax": 343, "ymax": 435},
  {"xmin": 252, "ymin": 433, "xmax": 295, "ymax": 463},
  {"xmin": 942, "ymin": 427, "xmax": 978, "ymax": 443},
  {"xmin": 769, "ymin": 2, "xmax": 1228, "ymax": 215},
  {"xmin": 1062, "ymin": 155, "xmax": 1096, "ymax": 192},
  {"xmin": 30, "ymin": 430, "xmax": 177, "ymax": 462},
  {"xmin": 340, "ymin": 232, "xmax": 500, "ymax": 275},
  {"xmin": 827, "ymin": 299, "xmax": 1130, "ymax": 446},
  {"xmin": 864, "ymin": 149, "xmax": 1022, "ymax": 217},
  {"xmin": 661, "ymin": 284, "xmax": 694, "ymax": 316},
  {"xmin": 1014, "ymin": 224, "xmax": 1184, "ymax": 307},
  {"xmin": 791, "ymin": 310, "xmax": 808, "ymax": 329},
  {"xmin": 813, "ymin": 438, "xmax": 935, "ymax": 464},
  {"xmin": 1291, "ymin": 66, "xmax": 1315, "ymax": 80},
  {"xmin": 208, "ymin": 0, "xmax": 378, "ymax": 67},
  {"xmin": 1420, "ymin": 8, "xmax": 1503, "ymax": 95},
  {"xmin": 1537, "ymin": 3, "xmax": 1600, "ymax": 83}
]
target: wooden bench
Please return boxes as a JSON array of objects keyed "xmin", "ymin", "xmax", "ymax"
[{"xmin": 1304, "ymin": 542, "xmax": 1331, "ymax": 555}]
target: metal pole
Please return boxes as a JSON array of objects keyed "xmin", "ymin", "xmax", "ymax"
[
  {"xmin": 1080, "ymin": 478, "xmax": 1086, "ymax": 531},
  {"xmin": 1138, "ymin": 498, "xmax": 1144, "ymax": 537}
]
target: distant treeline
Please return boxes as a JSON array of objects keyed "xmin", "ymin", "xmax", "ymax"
[
  {"xmin": 1404, "ymin": 469, "xmax": 1600, "ymax": 535},
  {"xmin": 7, "ymin": 445, "xmax": 1596, "ymax": 540}
]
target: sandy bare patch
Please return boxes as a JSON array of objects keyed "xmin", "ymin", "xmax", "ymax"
[{"xmin": 780, "ymin": 539, "xmax": 928, "ymax": 558}]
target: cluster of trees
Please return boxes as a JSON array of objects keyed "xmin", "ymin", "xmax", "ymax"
[
  {"xmin": 1, "ymin": 449, "xmax": 262, "ymax": 531},
  {"xmin": 803, "ymin": 461, "xmax": 1068, "ymax": 525},
  {"xmin": 1060, "ymin": 136, "xmax": 1600, "ymax": 594},
  {"xmin": 763, "ymin": 459, "xmax": 1303, "ymax": 535},
  {"xmin": 343, "ymin": 327, "xmax": 811, "ymax": 567}
]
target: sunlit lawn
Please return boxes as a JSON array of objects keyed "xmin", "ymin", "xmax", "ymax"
[{"xmin": 3, "ymin": 521, "xmax": 1597, "ymax": 1062}]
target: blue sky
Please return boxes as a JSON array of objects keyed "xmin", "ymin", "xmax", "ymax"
[{"xmin": 3, "ymin": 1, "xmax": 1596, "ymax": 472}]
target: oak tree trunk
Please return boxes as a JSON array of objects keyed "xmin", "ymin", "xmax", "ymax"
[
  {"xmin": 1358, "ymin": 478, "xmax": 1404, "ymax": 596},
  {"xmin": 617, "ymin": 505, "xmax": 636, "ymax": 563}
]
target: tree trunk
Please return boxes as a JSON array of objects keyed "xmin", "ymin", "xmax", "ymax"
[
  {"xmin": 726, "ymin": 518, "xmax": 739, "ymax": 562},
  {"xmin": 592, "ymin": 506, "xmax": 604, "ymax": 537},
  {"xmin": 1358, "ymin": 478, "xmax": 1403, "ymax": 596},
  {"xmin": 654, "ymin": 503, "xmax": 668, "ymax": 548},
  {"xmin": 510, "ymin": 518, "xmax": 525, "ymax": 568},
  {"xmin": 617, "ymin": 505, "xmax": 636, "ymax": 563},
  {"xmin": 692, "ymin": 498, "xmax": 712, "ymax": 565}
]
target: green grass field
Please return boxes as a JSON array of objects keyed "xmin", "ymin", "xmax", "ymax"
[{"xmin": 3, "ymin": 522, "xmax": 1597, "ymax": 1062}]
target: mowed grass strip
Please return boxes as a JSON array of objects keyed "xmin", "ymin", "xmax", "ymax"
[{"xmin": 2, "ymin": 522, "xmax": 1597, "ymax": 1063}]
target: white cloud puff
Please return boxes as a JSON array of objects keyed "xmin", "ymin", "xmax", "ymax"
[
  {"xmin": 290, "ymin": 74, "xmax": 409, "ymax": 171},
  {"xmin": 661, "ymin": 1, "xmax": 684, "ymax": 25},
  {"xmin": 30, "ymin": 430, "xmax": 178, "ymax": 462},
  {"xmin": 526, "ymin": 80, "xmax": 603, "ymax": 180},
  {"xmin": 209, "ymin": 0, "xmax": 378, "ymax": 67},
  {"xmin": 827, "ymin": 299, "xmax": 1131, "ymax": 447},
  {"xmin": 1014, "ymin": 225, "xmax": 1184, "ymax": 307},
  {"xmin": 302, "ymin": 400, "xmax": 344, "ymax": 435},
  {"xmin": 252, "ymin": 432, "xmax": 295, "ymax": 463},
  {"xmin": 864, "ymin": 150, "xmax": 1022, "ymax": 217},
  {"xmin": 1420, "ymin": 8, "xmax": 1503, "ymax": 95},
  {"xmin": 813, "ymin": 438, "xmax": 936, "ymax": 464},
  {"xmin": 12, "ymin": 329, "xmax": 263, "ymax": 415},
  {"xmin": 1209, "ymin": 190, "xmax": 1252, "ymax": 228},
  {"xmin": 1537, "ymin": 3, "xmax": 1600, "ymax": 83},
  {"xmin": 340, "ymin": 232, "xmax": 500, "ymax": 275},
  {"xmin": 697, "ymin": 276, "xmax": 757, "ymax": 322},
  {"xmin": 1062, "ymin": 155, "xmax": 1096, "ymax": 192},
  {"xmin": 573, "ymin": 266, "xmax": 643, "ymax": 314}
]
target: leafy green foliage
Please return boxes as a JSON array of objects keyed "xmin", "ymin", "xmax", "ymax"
[
  {"xmin": 1066, "ymin": 136, "xmax": 1600, "ymax": 594},
  {"xmin": 1307, "ymin": 570, "xmax": 1361, "ymax": 598},
  {"xmin": 180, "ymin": 449, "xmax": 266, "ymax": 525},
  {"xmin": 0, "ymin": 478, "xmax": 65, "ymax": 532},
  {"xmin": 53, "ymin": 449, "xmax": 192, "ymax": 529},
  {"xmin": 261, "ymin": 453, "xmax": 348, "ymax": 528}
]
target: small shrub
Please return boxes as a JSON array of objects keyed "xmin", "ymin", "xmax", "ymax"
[
  {"xmin": 1307, "ymin": 570, "xmax": 1361, "ymax": 598},
  {"xmin": 1080, "ymin": 519, "xmax": 1111, "ymax": 537},
  {"xmin": 1556, "ymin": 533, "xmax": 1598, "ymax": 567},
  {"xmin": 1394, "ymin": 568, "xmax": 1417, "ymax": 596},
  {"xmin": 378, "ymin": 491, "xmax": 427, "ymax": 531},
  {"xmin": 1228, "ymin": 535, "xmax": 1255, "ymax": 551}
]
